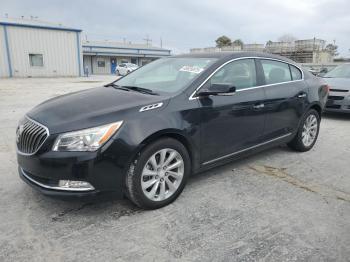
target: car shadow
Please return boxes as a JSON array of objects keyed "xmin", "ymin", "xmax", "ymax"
[
  {"xmin": 188, "ymin": 145, "xmax": 290, "ymax": 184},
  {"xmin": 28, "ymin": 145, "xmax": 290, "ymax": 221}
]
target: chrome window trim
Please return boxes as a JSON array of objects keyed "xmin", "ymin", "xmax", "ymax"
[
  {"xmin": 20, "ymin": 168, "xmax": 95, "ymax": 191},
  {"xmin": 189, "ymin": 56, "xmax": 304, "ymax": 100},
  {"xmin": 202, "ymin": 133, "xmax": 293, "ymax": 165},
  {"xmin": 16, "ymin": 116, "xmax": 50, "ymax": 156}
]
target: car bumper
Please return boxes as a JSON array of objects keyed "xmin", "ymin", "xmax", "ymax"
[
  {"xmin": 17, "ymin": 147, "xmax": 126, "ymax": 198},
  {"xmin": 19, "ymin": 167, "xmax": 100, "ymax": 197},
  {"xmin": 325, "ymin": 94, "xmax": 350, "ymax": 113}
]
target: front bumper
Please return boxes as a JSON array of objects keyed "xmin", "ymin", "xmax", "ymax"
[
  {"xmin": 17, "ymin": 142, "xmax": 127, "ymax": 198},
  {"xmin": 325, "ymin": 92, "xmax": 350, "ymax": 113},
  {"xmin": 19, "ymin": 167, "xmax": 100, "ymax": 197}
]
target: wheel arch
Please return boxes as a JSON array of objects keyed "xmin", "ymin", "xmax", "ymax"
[
  {"xmin": 132, "ymin": 129, "xmax": 199, "ymax": 173},
  {"xmin": 308, "ymin": 102, "xmax": 322, "ymax": 118}
]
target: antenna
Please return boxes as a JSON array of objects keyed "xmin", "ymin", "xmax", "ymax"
[{"xmin": 143, "ymin": 34, "xmax": 152, "ymax": 46}]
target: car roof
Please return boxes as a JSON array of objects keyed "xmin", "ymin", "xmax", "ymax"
[{"xmin": 173, "ymin": 52, "xmax": 298, "ymax": 65}]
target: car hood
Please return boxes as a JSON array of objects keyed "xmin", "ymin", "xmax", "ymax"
[
  {"xmin": 27, "ymin": 86, "xmax": 168, "ymax": 134},
  {"xmin": 323, "ymin": 78, "xmax": 350, "ymax": 91}
]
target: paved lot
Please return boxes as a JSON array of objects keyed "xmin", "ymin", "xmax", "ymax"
[{"xmin": 0, "ymin": 76, "xmax": 349, "ymax": 262}]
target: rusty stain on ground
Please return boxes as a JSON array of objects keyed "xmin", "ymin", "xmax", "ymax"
[{"xmin": 249, "ymin": 165, "xmax": 350, "ymax": 203}]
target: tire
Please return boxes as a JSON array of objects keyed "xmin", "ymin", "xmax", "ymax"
[
  {"xmin": 125, "ymin": 138, "xmax": 190, "ymax": 209},
  {"xmin": 288, "ymin": 109, "xmax": 320, "ymax": 152}
]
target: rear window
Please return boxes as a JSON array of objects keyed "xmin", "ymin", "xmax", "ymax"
[
  {"xmin": 261, "ymin": 60, "xmax": 292, "ymax": 84},
  {"xmin": 290, "ymin": 65, "xmax": 302, "ymax": 80}
]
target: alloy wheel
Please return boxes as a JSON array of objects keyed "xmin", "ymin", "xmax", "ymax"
[
  {"xmin": 301, "ymin": 114, "xmax": 318, "ymax": 147},
  {"xmin": 141, "ymin": 148, "xmax": 184, "ymax": 201}
]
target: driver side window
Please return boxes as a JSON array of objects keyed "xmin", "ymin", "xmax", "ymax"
[{"xmin": 210, "ymin": 59, "xmax": 257, "ymax": 90}]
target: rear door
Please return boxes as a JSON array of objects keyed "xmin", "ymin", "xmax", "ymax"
[
  {"xmin": 199, "ymin": 58, "xmax": 266, "ymax": 164},
  {"xmin": 258, "ymin": 59, "xmax": 308, "ymax": 141}
]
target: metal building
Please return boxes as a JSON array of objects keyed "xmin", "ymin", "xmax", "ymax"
[
  {"xmin": 0, "ymin": 18, "xmax": 82, "ymax": 77},
  {"xmin": 191, "ymin": 38, "xmax": 333, "ymax": 64},
  {"xmin": 82, "ymin": 41, "xmax": 171, "ymax": 75}
]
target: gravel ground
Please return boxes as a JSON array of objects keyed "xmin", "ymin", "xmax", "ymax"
[{"xmin": 0, "ymin": 76, "xmax": 349, "ymax": 262}]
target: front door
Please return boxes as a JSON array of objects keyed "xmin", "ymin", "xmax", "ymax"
[
  {"xmin": 111, "ymin": 58, "xmax": 117, "ymax": 74},
  {"xmin": 199, "ymin": 59, "xmax": 266, "ymax": 164}
]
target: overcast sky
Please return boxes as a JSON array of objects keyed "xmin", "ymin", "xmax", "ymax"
[{"xmin": 2, "ymin": 0, "xmax": 350, "ymax": 56}]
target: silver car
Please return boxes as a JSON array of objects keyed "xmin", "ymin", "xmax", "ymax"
[
  {"xmin": 115, "ymin": 63, "xmax": 138, "ymax": 76},
  {"xmin": 323, "ymin": 63, "xmax": 350, "ymax": 113}
]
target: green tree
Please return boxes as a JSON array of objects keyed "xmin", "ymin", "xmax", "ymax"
[
  {"xmin": 233, "ymin": 39, "xmax": 244, "ymax": 48},
  {"xmin": 215, "ymin": 35, "xmax": 232, "ymax": 48},
  {"xmin": 325, "ymin": 44, "xmax": 339, "ymax": 56}
]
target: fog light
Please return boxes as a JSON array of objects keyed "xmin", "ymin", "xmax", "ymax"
[{"xmin": 58, "ymin": 180, "xmax": 95, "ymax": 190}]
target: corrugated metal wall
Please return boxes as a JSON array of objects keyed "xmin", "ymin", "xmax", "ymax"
[
  {"xmin": 0, "ymin": 25, "xmax": 10, "ymax": 77},
  {"xmin": 4, "ymin": 26, "xmax": 82, "ymax": 77},
  {"xmin": 92, "ymin": 56, "xmax": 110, "ymax": 75}
]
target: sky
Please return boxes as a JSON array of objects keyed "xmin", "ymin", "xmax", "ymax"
[{"xmin": 2, "ymin": 0, "xmax": 350, "ymax": 56}]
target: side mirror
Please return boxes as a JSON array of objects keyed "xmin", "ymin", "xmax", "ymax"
[{"xmin": 197, "ymin": 83, "xmax": 236, "ymax": 97}]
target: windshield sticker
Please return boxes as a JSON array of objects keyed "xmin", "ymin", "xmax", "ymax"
[{"xmin": 179, "ymin": 66, "xmax": 204, "ymax": 74}]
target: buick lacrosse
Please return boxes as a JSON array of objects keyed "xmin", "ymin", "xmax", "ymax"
[{"xmin": 17, "ymin": 52, "xmax": 328, "ymax": 209}]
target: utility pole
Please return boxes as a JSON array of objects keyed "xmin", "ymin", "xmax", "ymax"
[
  {"xmin": 143, "ymin": 35, "xmax": 152, "ymax": 47},
  {"xmin": 160, "ymin": 37, "xmax": 163, "ymax": 48}
]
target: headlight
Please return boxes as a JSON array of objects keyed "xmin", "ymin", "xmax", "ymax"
[{"xmin": 53, "ymin": 121, "xmax": 123, "ymax": 152}]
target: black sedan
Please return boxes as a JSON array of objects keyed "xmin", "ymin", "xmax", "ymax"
[{"xmin": 16, "ymin": 52, "xmax": 329, "ymax": 209}]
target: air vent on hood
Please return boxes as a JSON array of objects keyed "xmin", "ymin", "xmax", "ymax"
[{"xmin": 139, "ymin": 102, "xmax": 164, "ymax": 112}]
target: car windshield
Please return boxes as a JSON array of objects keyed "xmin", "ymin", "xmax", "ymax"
[
  {"xmin": 114, "ymin": 57, "xmax": 217, "ymax": 93},
  {"xmin": 324, "ymin": 64, "xmax": 350, "ymax": 78},
  {"xmin": 127, "ymin": 63, "xmax": 137, "ymax": 67}
]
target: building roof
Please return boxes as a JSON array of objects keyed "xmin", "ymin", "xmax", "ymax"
[
  {"xmin": 0, "ymin": 17, "xmax": 82, "ymax": 32},
  {"xmin": 83, "ymin": 40, "xmax": 170, "ymax": 52}
]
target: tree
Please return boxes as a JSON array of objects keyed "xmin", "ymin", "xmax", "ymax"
[
  {"xmin": 233, "ymin": 39, "xmax": 244, "ymax": 48},
  {"xmin": 325, "ymin": 44, "xmax": 339, "ymax": 56},
  {"xmin": 266, "ymin": 40, "xmax": 273, "ymax": 46},
  {"xmin": 215, "ymin": 35, "xmax": 232, "ymax": 48},
  {"xmin": 278, "ymin": 34, "xmax": 297, "ymax": 42}
]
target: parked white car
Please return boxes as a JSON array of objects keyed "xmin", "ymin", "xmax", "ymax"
[{"xmin": 115, "ymin": 63, "xmax": 139, "ymax": 76}]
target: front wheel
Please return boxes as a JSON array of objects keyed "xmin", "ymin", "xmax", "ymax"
[
  {"xmin": 288, "ymin": 109, "xmax": 320, "ymax": 152},
  {"xmin": 125, "ymin": 138, "xmax": 190, "ymax": 209}
]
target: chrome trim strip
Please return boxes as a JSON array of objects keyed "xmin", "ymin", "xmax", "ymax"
[
  {"xmin": 20, "ymin": 168, "xmax": 95, "ymax": 192},
  {"xmin": 202, "ymin": 133, "xmax": 293, "ymax": 165},
  {"xmin": 189, "ymin": 56, "xmax": 304, "ymax": 100},
  {"xmin": 16, "ymin": 116, "xmax": 50, "ymax": 156}
]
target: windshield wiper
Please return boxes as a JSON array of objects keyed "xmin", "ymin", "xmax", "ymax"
[
  {"xmin": 121, "ymin": 85, "xmax": 159, "ymax": 95},
  {"xmin": 104, "ymin": 83, "xmax": 131, "ymax": 91}
]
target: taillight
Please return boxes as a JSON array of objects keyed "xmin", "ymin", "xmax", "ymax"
[{"xmin": 324, "ymin": 84, "xmax": 330, "ymax": 93}]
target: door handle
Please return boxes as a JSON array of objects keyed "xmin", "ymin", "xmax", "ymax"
[
  {"xmin": 298, "ymin": 93, "xmax": 307, "ymax": 98},
  {"xmin": 253, "ymin": 103, "xmax": 265, "ymax": 109}
]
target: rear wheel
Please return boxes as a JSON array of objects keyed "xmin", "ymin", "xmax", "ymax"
[
  {"xmin": 126, "ymin": 138, "xmax": 190, "ymax": 209},
  {"xmin": 288, "ymin": 109, "xmax": 320, "ymax": 152}
]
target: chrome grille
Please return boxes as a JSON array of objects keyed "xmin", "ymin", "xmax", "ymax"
[{"xmin": 16, "ymin": 117, "xmax": 49, "ymax": 154}]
